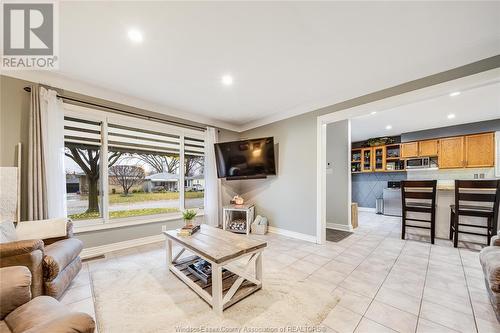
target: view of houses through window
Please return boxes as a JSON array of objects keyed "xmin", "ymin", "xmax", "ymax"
[{"xmin": 64, "ymin": 111, "xmax": 205, "ymax": 222}]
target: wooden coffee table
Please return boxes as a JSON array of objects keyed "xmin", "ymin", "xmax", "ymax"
[{"xmin": 163, "ymin": 225, "xmax": 267, "ymax": 315}]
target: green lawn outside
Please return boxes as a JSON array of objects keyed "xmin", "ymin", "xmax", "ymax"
[
  {"xmin": 68, "ymin": 207, "xmax": 180, "ymax": 220},
  {"xmin": 79, "ymin": 191, "xmax": 204, "ymax": 204}
]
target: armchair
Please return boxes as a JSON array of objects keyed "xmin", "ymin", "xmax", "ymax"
[
  {"xmin": 0, "ymin": 266, "xmax": 95, "ymax": 333},
  {"xmin": 479, "ymin": 230, "xmax": 500, "ymax": 322},
  {"xmin": 0, "ymin": 219, "xmax": 83, "ymax": 299}
]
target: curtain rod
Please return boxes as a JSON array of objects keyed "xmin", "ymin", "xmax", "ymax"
[{"xmin": 23, "ymin": 86, "xmax": 207, "ymax": 131}]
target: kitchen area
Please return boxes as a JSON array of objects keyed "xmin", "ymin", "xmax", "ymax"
[{"xmin": 349, "ymin": 80, "xmax": 500, "ymax": 245}]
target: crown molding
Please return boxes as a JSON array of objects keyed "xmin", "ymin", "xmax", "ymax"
[{"xmin": 2, "ymin": 71, "xmax": 240, "ymax": 132}]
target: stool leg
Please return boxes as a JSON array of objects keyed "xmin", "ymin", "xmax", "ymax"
[
  {"xmin": 430, "ymin": 219, "xmax": 435, "ymax": 245},
  {"xmin": 401, "ymin": 214, "xmax": 406, "ymax": 240},
  {"xmin": 449, "ymin": 210, "xmax": 454, "ymax": 240},
  {"xmin": 486, "ymin": 217, "xmax": 492, "ymax": 246},
  {"xmin": 453, "ymin": 212, "xmax": 459, "ymax": 248}
]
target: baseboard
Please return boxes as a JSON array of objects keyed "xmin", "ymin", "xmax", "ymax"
[
  {"xmin": 267, "ymin": 226, "xmax": 316, "ymax": 243},
  {"xmin": 80, "ymin": 234, "xmax": 164, "ymax": 259},
  {"xmin": 326, "ymin": 223, "xmax": 354, "ymax": 232},
  {"xmin": 358, "ymin": 207, "xmax": 376, "ymax": 213}
]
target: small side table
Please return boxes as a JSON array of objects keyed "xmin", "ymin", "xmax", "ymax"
[{"xmin": 222, "ymin": 203, "xmax": 255, "ymax": 235}]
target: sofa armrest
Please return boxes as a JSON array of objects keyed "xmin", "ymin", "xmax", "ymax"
[
  {"xmin": 0, "ymin": 266, "xmax": 32, "ymax": 319},
  {"xmin": 43, "ymin": 238, "xmax": 83, "ymax": 282},
  {"xmin": 0, "ymin": 239, "xmax": 44, "ymax": 258}
]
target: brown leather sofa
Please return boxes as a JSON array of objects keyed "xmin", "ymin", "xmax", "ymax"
[
  {"xmin": 0, "ymin": 221, "xmax": 83, "ymax": 299},
  {"xmin": 480, "ymin": 231, "xmax": 500, "ymax": 322},
  {"xmin": 0, "ymin": 266, "xmax": 95, "ymax": 333}
]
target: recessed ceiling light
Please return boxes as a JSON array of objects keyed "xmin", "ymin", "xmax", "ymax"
[
  {"xmin": 370, "ymin": 111, "xmax": 377, "ymax": 115},
  {"xmin": 127, "ymin": 29, "xmax": 143, "ymax": 43},
  {"xmin": 221, "ymin": 74, "xmax": 234, "ymax": 86},
  {"xmin": 385, "ymin": 125, "xmax": 392, "ymax": 130},
  {"xmin": 447, "ymin": 113, "xmax": 456, "ymax": 119},
  {"xmin": 449, "ymin": 91, "xmax": 461, "ymax": 97}
]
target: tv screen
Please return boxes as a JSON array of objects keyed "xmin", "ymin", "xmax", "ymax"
[{"xmin": 214, "ymin": 137, "xmax": 276, "ymax": 179}]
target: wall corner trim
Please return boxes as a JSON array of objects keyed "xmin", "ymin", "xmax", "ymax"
[
  {"xmin": 326, "ymin": 223, "xmax": 354, "ymax": 232},
  {"xmin": 267, "ymin": 226, "xmax": 317, "ymax": 243},
  {"xmin": 80, "ymin": 234, "xmax": 164, "ymax": 259}
]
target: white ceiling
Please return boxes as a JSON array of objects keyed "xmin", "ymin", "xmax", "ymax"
[
  {"xmin": 15, "ymin": 2, "xmax": 500, "ymax": 130},
  {"xmin": 350, "ymin": 81, "xmax": 500, "ymax": 142}
]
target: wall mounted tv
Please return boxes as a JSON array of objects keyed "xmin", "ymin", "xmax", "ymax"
[{"xmin": 214, "ymin": 137, "xmax": 276, "ymax": 180}]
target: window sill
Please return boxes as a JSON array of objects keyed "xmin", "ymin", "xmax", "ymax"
[{"xmin": 73, "ymin": 210, "xmax": 205, "ymax": 234}]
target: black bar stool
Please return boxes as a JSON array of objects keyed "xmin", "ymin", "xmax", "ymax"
[
  {"xmin": 449, "ymin": 179, "xmax": 500, "ymax": 248},
  {"xmin": 401, "ymin": 180, "xmax": 437, "ymax": 244}
]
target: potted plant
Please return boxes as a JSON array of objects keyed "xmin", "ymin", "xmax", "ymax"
[{"xmin": 182, "ymin": 209, "xmax": 197, "ymax": 227}]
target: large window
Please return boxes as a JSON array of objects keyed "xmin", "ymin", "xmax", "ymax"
[
  {"xmin": 63, "ymin": 106, "xmax": 205, "ymax": 223},
  {"xmin": 184, "ymin": 137, "xmax": 205, "ymax": 209},
  {"xmin": 64, "ymin": 117, "xmax": 103, "ymax": 221}
]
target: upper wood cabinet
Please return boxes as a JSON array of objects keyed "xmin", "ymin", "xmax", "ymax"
[
  {"xmin": 401, "ymin": 142, "xmax": 419, "ymax": 158},
  {"xmin": 439, "ymin": 136, "xmax": 464, "ymax": 169},
  {"xmin": 465, "ymin": 132, "xmax": 494, "ymax": 168},
  {"xmin": 418, "ymin": 139, "xmax": 439, "ymax": 156},
  {"xmin": 373, "ymin": 146, "xmax": 386, "ymax": 172},
  {"xmin": 361, "ymin": 148, "xmax": 373, "ymax": 172}
]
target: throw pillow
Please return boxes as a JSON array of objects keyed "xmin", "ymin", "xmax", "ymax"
[{"xmin": 0, "ymin": 220, "xmax": 18, "ymax": 243}]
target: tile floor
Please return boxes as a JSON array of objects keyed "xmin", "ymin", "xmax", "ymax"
[{"xmin": 61, "ymin": 212, "xmax": 499, "ymax": 333}]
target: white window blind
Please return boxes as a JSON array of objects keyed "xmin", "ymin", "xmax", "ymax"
[
  {"xmin": 64, "ymin": 116, "xmax": 101, "ymax": 147},
  {"xmin": 106, "ymin": 123, "xmax": 181, "ymax": 155},
  {"xmin": 184, "ymin": 136, "xmax": 205, "ymax": 156}
]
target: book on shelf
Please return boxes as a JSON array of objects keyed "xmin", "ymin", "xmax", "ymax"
[{"xmin": 177, "ymin": 224, "xmax": 200, "ymax": 236}]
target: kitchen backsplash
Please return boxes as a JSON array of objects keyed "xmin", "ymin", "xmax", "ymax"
[
  {"xmin": 406, "ymin": 167, "xmax": 497, "ymax": 181},
  {"xmin": 352, "ymin": 172, "xmax": 407, "ymax": 208}
]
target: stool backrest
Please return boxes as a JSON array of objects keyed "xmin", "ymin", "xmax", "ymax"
[
  {"xmin": 401, "ymin": 180, "xmax": 437, "ymax": 211},
  {"xmin": 454, "ymin": 180, "xmax": 500, "ymax": 215}
]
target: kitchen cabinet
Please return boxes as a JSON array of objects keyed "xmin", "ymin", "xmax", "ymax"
[
  {"xmin": 439, "ymin": 136, "xmax": 464, "ymax": 168},
  {"xmin": 401, "ymin": 142, "xmax": 419, "ymax": 158},
  {"xmin": 373, "ymin": 146, "xmax": 386, "ymax": 172},
  {"xmin": 361, "ymin": 148, "xmax": 373, "ymax": 172},
  {"xmin": 465, "ymin": 132, "xmax": 494, "ymax": 167},
  {"xmin": 418, "ymin": 139, "xmax": 439, "ymax": 156}
]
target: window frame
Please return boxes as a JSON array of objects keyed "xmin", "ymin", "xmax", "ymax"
[{"xmin": 63, "ymin": 103, "xmax": 205, "ymax": 229}]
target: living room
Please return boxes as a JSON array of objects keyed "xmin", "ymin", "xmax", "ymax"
[{"xmin": 1, "ymin": 2, "xmax": 500, "ymax": 333}]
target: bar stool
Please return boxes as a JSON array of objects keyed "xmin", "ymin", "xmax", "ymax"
[
  {"xmin": 401, "ymin": 180, "xmax": 437, "ymax": 244},
  {"xmin": 449, "ymin": 179, "xmax": 500, "ymax": 248}
]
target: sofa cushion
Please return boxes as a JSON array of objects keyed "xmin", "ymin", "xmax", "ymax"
[
  {"xmin": 0, "ymin": 320, "xmax": 11, "ymax": 333},
  {"xmin": 43, "ymin": 239, "xmax": 83, "ymax": 282},
  {"xmin": 5, "ymin": 296, "xmax": 64, "ymax": 333},
  {"xmin": 4, "ymin": 296, "xmax": 94, "ymax": 333},
  {"xmin": 0, "ymin": 267, "xmax": 31, "ymax": 320},
  {"xmin": 480, "ymin": 246, "xmax": 500, "ymax": 293}
]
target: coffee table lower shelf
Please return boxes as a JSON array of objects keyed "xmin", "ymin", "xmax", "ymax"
[{"xmin": 170, "ymin": 256, "xmax": 260, "ymax": 311}]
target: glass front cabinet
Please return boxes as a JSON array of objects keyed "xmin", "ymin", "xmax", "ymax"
[
  {"xmin": 373, "ymin": 146, "xmax": 386, "ymax": 172},
  {"xmin": 361, "ymin": 148, "xmax": 373, "ymax": 172}
]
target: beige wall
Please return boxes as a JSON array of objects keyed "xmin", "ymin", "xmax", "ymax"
[
  {"xmin": 326, "ymin": 120, "xmax": 350, "ymax": 227},
  {"xmin": 1, "ymin": 75, "xmax": 31, "ymax": 220}
]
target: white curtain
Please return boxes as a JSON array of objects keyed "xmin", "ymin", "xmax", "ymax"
[
  {"xmin": 204, "ymin": 127, "xmax": 221, "ymax": 227},
  {"xmin": 40, "ymin": 87, "xmax": 67, "ymax": 218}
]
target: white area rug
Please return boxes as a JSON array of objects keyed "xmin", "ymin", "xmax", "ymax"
[{"xmin": 91, "ymin": 243, "xmax": 339, "ymax": 332}]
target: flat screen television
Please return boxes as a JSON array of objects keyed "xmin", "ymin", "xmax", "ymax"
[{"xmin": 214, "ymin": 137, "xmax": 276, "ymax": 180}]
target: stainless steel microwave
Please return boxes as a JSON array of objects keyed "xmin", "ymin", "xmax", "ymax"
[{"xmin": 405, "ymin": 157, "xmax": 430, "ymax": 169}]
